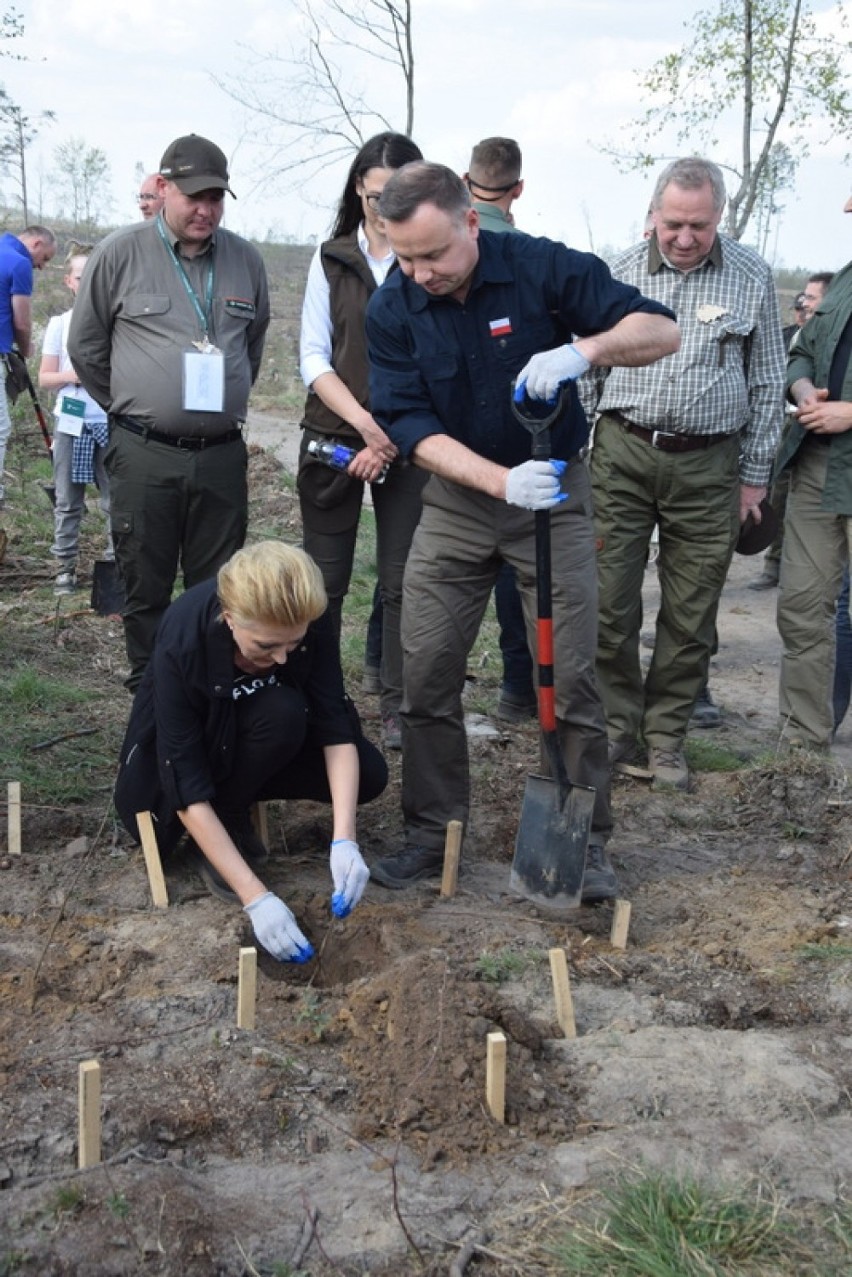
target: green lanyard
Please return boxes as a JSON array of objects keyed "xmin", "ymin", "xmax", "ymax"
[{"xmin": 156, "ymin": 215, "xmax": 215, "ymax": 339}]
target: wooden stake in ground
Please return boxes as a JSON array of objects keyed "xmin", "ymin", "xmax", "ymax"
[
  {"xmin": 237, "ymin": 946, "xmax": 257, "ymax": 1030},
  {"xmin": 610, "ymin": 898, "xmax": 632, "ymax": 950},
  {"xmin": 440, "ymin": 819, "xmax": 463, "ymax": 897},
  {"xmin": 136, "ymin": 810, "xmax": 169, "ymax": 909},
  {"xmin": 548, "ymin": 947, "xmax": 577, "ymax": 1038},
  {"xmin": 486, "ymin": 1031, "xmax": 506, "ymax": 1123},
  {"xmin": 7, "ymin": 781, "xmax": 21, "ymax": 856},
  {"xmin": 78, "ymin": 1060, "xmax": 101, "ymax": 1169},
  {"xmin": 251, "ymin": 801, "xmax": 269, "ymax": 849}
]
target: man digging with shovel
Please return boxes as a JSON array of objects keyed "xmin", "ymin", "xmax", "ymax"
[{"xmin": 365, "ymin": 162, "xmax": 679, "ymax": 902}]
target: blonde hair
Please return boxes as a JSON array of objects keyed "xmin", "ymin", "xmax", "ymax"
[
  {"xmin": 217, "ymin": 542, "xmax": 327, "ymax": 627},
  {"xmin": 65, "ymin": 242, "xmax": 94, "ymax": 269}
]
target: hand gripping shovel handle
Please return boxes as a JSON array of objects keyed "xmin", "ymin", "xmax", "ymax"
[{"xmin": 510, "ymin": 387, "xmax": 571, "ymax": 801}]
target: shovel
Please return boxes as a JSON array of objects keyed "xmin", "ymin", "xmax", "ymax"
[
  {"xmin": 91, "ymin": 559, "xmax": 125, "ymax": 617},
  {"xmin": 509, "ymin": 389, "xmax": 595, "ymax": 910}
]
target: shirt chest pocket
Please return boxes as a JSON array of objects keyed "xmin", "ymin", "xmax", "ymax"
[{"xmin": 122, "ymin": 294, "xmax": 171, "ymax": 321}]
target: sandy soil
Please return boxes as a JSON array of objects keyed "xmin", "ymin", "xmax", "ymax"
[{"xmin": 1, "ymin": 435, "xmax": 851, "ymax": 1276}]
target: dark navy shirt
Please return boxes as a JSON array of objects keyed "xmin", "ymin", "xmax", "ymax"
[{"xmin": 366, "ymin": 229, "xmax": 675, "ymax": 467}]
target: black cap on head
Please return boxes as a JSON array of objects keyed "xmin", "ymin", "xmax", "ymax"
[{"xmin": 159, "ymin": 134, "xmax": 235, "ymax": 198}]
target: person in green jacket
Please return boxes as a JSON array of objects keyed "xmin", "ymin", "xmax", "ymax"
[{"xmin": 777, "ymin": 193, "xmax": 852, "ymax": 750}]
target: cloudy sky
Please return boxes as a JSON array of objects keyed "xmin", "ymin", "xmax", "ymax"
[{"xmin": 4, "ymin": 0, "xmax": 850, "ymax": 271}]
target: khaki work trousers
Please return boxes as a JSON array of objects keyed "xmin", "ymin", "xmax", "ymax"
[
  {"xmin": 591, "ymin": 414, "xmax": 741, "ymax": 751},
  {"xmin": 399, "ymin": 467, "xmax": 611, "ymax": 852},
  {"xmin": 778, "ymin": 442, "xmax": 852, "ymax": 749}
]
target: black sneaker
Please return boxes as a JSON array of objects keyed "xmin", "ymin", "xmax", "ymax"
[
  {"xmin": 370, "ymin": 845, "xmax": 444, "ymax": 889},
  {"xmin": 581, "ymin": 844, "xmax": 618, "ymax": 904}
]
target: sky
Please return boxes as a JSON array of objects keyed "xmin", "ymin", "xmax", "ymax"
[{"xmin": 3, "ymin": 0, "xmax": 851, "ymax": 273}]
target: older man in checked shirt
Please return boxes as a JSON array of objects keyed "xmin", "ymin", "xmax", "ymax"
[{"xmin": 583, "ymin": 157, "xmax": 785, "ymax": 790}]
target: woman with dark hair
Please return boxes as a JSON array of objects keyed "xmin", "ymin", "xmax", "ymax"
[{"xmin": 298, "ymin": 131, "xmax": 427, "ymax": 750}]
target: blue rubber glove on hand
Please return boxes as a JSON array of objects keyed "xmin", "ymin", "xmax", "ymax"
[
  {"xmin": 505, "ymin": 459, "xmax": 568, "ymax": 511},
  {"xmin": 330, "ymin": 839, "xmax": 370, "ymax": 918},
  {"xmin": 514, "ymin": 343, "xmax": 590, "ymax": 402},
  {"xmin": 244, "ymin": 892, "xmax": 314, "ymax": 963}
]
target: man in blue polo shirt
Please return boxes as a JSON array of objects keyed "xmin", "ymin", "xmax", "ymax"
[
  {"xmin": 0, "ymin": 225, "xmax": 56, "ymax": 505},
  {"xmin": 365, "ymin": 161, "xmax": 679, "ymax": 898}
]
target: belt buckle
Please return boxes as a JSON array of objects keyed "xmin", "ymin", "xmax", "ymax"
[
  {"xmin": 651, "ymin": 429, "xmax": 677, "ymax": 450},
  {"xmin": 176, "ymin": 435, "xmax": 200, "ymax": 450}
]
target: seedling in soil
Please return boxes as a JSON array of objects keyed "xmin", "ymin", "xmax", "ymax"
[
  {"xmin": 49, "ymin": 1182, "xmax": 85, "ymax": 1220},
  {"xmin": 106, "ymin": 1192, "xmax": 130, "ymax": 1219},
  {"xmin": 295, "ymin": 991, "xmax": 331, "ymax": 1041},
  {"xmin": 475, "ymin": 948, "xmax": 529, "ymax": 984}
]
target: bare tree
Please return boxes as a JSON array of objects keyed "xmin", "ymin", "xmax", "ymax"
[
  {"xmin": 213, "ymin": 0, "xmax": 414, "ymax": 194},
  {"xmin": 54, "ymin": 136, "xmax": 112, "ymax": 230},
  {"xmin": 0, "ymin": 97, "xmax": 55, "ymax": 222},
  {"xmin": 603, "ymin": 0, "xmax": 852, "ymax": 242},
  {"xmin": 0, "ymin": 7, "xmax": 55, "ymax": 221}
]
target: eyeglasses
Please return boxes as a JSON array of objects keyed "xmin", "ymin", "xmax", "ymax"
[
  {"xmin": 138, "ymin": 194, "xmax": 159, "ymax": 202},
  {"xmin": 363, "ymin": 193, "xmax": 383, "ymax": 207}
]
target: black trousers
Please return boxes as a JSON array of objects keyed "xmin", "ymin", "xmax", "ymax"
[{"xmin": 115, "ymin": 684, "xmax": 388, "ymax": 854}]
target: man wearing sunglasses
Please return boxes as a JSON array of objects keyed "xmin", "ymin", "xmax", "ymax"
[{"xmin": 69, "ymin": 134, "xmax": 270, "ymax": 691}]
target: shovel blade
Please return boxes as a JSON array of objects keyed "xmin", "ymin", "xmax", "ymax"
[
  {"xmin": 90, "ymin": 559, "xmax": 125, "ymax": 617},
  {"xmin": 510, "ymin": 772, "xmax": 595, "ymax": 911}
]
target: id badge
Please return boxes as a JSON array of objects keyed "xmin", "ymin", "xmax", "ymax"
[
  {"xmin": 183, "ymin": 347, "xmax": 224, "ymax": 412},
  {"xmin": 56, "ymin": 394, "xmax": 86, "ymax": 437}
]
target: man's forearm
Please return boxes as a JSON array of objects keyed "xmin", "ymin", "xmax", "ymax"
[
  {"xmin": 11, "ymin": 296, "xmax": 32, "ymax": 358},
  {"xmin": 412, "ymin": 433, "xmax": 509, "ymax": 499},
  {"xmin": 576, "ymin": 313, "xmax": 680, "ymax": 369}
]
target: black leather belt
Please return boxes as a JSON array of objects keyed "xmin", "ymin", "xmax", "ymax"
[
  {"xmin": 608, "ymin": 410, "xmax": 736, "ymax": 454},
  {"xmin": 114, "ymin": 415, "xmax": 242, "ymax": 451}
]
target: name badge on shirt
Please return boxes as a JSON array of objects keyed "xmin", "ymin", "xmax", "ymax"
[
  {"xmin": 183, "ymin": 345, "xmax": 225, "ymax": 412},
  {"xmin": 56, "ymin": 394, "xmax": 86, "ymax": 437}
]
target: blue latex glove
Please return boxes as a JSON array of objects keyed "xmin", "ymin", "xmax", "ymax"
[
  {"xmin": 330, "ymin": 839, "xmax": 370, "ymax": 918},
  {"xmin": 514, "ymin": 343, "xmax": 590, "ymax": 402},
  {"xmin": 244, "ymin": 892, "xmax": 314, "ymax": 963},
  {"xmin": 505, "ymin": 459, "xmax": 568, "ymax": 510}
]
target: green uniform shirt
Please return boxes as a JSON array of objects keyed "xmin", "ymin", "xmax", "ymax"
[{"xmin": 68, "ymin": 215, "xmax": 270, "ymax": 437}]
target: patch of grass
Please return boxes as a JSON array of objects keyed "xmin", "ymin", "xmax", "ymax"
[
  {"xmin": 796, "ymin": 941, "xmax": 852, "ymax": 962},
  {"xmin": 551, "ymin": 1173, "xmax": 794, "ymax": 1276},
  {"xmin": 3, "ymin": 667, "xmax": 88, "ymax": 713},
  {"xmin": 0, "ymin": 1254, "xmax": 27, "ymax": 1277},
  {"xmin": 475, "ymin": 948, "xmax": 532, "ymax": 983},
  {"xmin": 49, "ymin": 1182, "xmax": 85, "ymax": 1220},
  {"xmin": 0, "ymin": 659, "xmax": 118, "ymax": 804},
  {"xmin": 684, "ymin": 738, "xmax": 746, "ymax": 773},
  {"xmin": 781, "ymin": 821, "xmax": 816, "ymax": 841}
]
